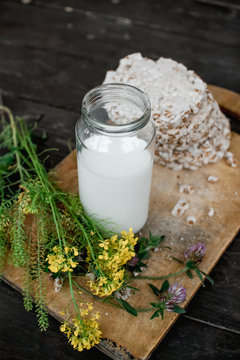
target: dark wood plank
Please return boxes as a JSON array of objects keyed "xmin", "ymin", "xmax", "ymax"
[
  {"xmin": 0, "ymin": 22, "xmax": 239, "ymax": 112},
  {"xmin": 157, "ymin": 315, "xmax": 240, "ymax": 360},
  {"xmin": 5, "ymin": 0, "xmax": 240, "ymax": 44},
  {"xmin": 2, "ymin": 0, "xmax": 240, "ymax": 51},
  {"xmin": 195, "ymin": 0, "xmax": 240, "ymax": 11}
]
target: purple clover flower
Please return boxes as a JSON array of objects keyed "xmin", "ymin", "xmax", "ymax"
[
  {"xmin": 160, "ymin": 283, "xmax": 187, "ymax": 311},
  {"xmin": 127, "ymin": 255, "xmax": 139, "ymax": 267},
  {"xmin": 184, "ymin": 242, "xmax": 206, "ymax": 264}
]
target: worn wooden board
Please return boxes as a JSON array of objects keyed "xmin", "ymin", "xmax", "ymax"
[{"xmin": 2, "ymin": 87, "xmax": 240, "ymax": 360}]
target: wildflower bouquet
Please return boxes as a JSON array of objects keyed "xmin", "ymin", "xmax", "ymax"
[{"xmin": 0, "ymin": 107, "xmax": 213, "ymax": 353}]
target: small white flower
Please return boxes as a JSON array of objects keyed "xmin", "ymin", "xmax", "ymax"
[
  {"xmin": 54, "ymin": 277, "xmax": 63, "ymax": 293},
  {"xmin": 115, "ymin": 287, "xmax": 132, "ymax": 300},
  {"xmin": 86, "ymin": 272, "xmax": 96, "ymax": 281}
]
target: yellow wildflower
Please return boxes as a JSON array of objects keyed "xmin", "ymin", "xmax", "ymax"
[
  {"xmin": 62, "ymin": 263, "xmax": 72, "ymax": 272},
  {"xmin": 60, "ymin": 310, "xmax": 101, "ymax": 352},
  {"xmin": 72, "ymin": 247, "xmax": 79, "ymax": 256},
  {"xmin": 87, "ymin": 228, "xmax": 138, "ymax": 297},
  {"xmin": 64, "ymin": 246, "xmax": 70, "ymax": 254},
  {"xmin": 68, "ymin": 258, "xmax": 78, "ymax": 268},
  {"xmin": 49, "ymin": 262, "xmax": 61, "ymax": 273},
  {"xmin": 80, "ymin": 308, "xmax": 89, "ymax": 317},
  {"xmin": 46, "ymin": 245, "xmax": 79, "ymax": 273},
  {"xmin": 88, "ymin": 303, "xmax": 93, "ymax": 311}
]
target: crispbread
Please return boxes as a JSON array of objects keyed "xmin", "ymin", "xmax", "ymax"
[{"xmin": 103, "ymin": 53, "xmax": 231, "ymax": 170}]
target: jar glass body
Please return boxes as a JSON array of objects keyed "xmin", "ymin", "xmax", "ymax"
[{"xmin": 75, "ymin": 83, "xmax": 155, "ymax": 233}]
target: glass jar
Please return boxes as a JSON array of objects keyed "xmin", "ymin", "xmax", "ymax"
[{"xmin": 75, "ymin": 83, "xmax": 155, "ymax": 233}]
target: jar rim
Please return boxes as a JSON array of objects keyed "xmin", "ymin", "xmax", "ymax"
[{"xmin": 80, "ymin": 83, "xmax": 151, "ymax": 135}]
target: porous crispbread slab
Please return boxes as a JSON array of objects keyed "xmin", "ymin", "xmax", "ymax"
[{"xmin": 104, "ymin": 53, "xmax": 231, "ymax": 170}]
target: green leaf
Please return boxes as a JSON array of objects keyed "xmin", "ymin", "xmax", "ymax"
[
  {"xmin": 150, "ymin": 310, "xmax": 160, "ymax": 320},
  {"xmin": 186, "ymin": 269, "xmax": 193, "ymax": 279},
  {"xmin": 138, "ymin": 237, "xmax": 148, "ymax": 250},
  {"xmin": 138, "ymin": 261, "xmax": 147, "ymax": 268},
  {"xmin": 126, "ymin": 285, "xmax": 140, "ymax": 292},
  {"xmin": 186, "ymin": 261, "xmax": 196, "ymax": 270},
  {"xmin": 160, "ymin": 280, "xmax": 170, "ymax": 293},
  {"xmin": 200, "ymin": 271, "xmax": 214, "ymax": 285},
  {"xmin": 148, "ymin": 233, "xmax": 165, "ymax": 249},
  {"xmin": 159, "ymin": 306, "xmax": 164, "ymax": 320},
  {"xmin": 150, "ymin": 302, "xmax": 158, "ymax": 308},
  {"xmin": 117, "ymin": 299, "xmax": 138, "ymax": 317},
  {"xmin": 149, "ymin": 283, "xmax": 160, "ymax": 296},
  {"xmin": 173, "ymin": 305, "xmax": 186, "ymax": 314},
  {"xmin": 0, "ymin": 152, "xmax": 15, "ymax": 173},
  {"xmin": 194, "ymin": 268, "xmax": 205, "ymax": 287},
  {"xmin": 138, "ymin": 251, "xmax": 150, "ymax": 260}
]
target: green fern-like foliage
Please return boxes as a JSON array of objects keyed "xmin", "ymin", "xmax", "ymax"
[
  {"xmin": 23, "ymin": 230, "xmax": 33, "ymax": 312},
  {"xmin": 35, "ymin": 298, "xmax": 49, "ymax": 332},
  {"xmin": 23, "ymin": 289, "xmax": 33, "ymax": 312},
  {"xmin": 9, "ymin": 206, "xmax": 27, "ymax": 267},
  {"xmin": 29, "ymin": 216, "xmax": 49, "ymax": 331}
]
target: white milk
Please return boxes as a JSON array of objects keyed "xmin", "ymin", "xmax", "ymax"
[{"xmin": 77, "ymin": 135, "xmax": 153, "ymax": 233}]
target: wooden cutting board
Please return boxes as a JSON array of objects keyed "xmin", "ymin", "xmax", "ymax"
[{"xmin": 2, "ymin": 85, "xmax": 240, "ymax": 360}]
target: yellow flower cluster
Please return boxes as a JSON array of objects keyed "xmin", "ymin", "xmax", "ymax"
[
  {"xmin": 87, "ymin": 228, "xmax": 138, "ymax": 297},
  {"xmin": 47, "ymin": 245, "xmax": 78, "ymax": 273},
  {"xmin": 60, "ymin": 304, "xmax": 101, "ymax": 352}
]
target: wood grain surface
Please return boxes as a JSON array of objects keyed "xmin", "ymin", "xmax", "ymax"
[{"xmin": 2, "ymin": 87, "xmax": 240, "ymax": 359}]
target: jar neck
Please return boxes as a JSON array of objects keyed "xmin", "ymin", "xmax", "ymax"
[{"xmin": 81, "ymin": 83, "xmax": 151, "ymax": 135}]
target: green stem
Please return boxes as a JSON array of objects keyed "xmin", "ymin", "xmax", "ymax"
[
  {"xmin": 49, "ymin": 199, "xmax": 64, "ymax": 251},
  {"xmin": 18, "ymin": 120, "xmax": 47, "ymax": 189},
  {"xmin": 0, "ymin": 106, "xmax": 23, "ymax": 180},
  {"xmin": 132, "ymin": 267, "xmax": 188, "ymax": 280},
  {"xmin": 68, "ymin": 272, "xmax": 84, "ymax": 327},
  {"xmin": 61, "ymin": 198, "xmax": 104, "ymax": 277},
  {"xmin": 136, "ymin": 307, "xmax": 155, "ymax": 313},
  {"xmin": 80, "ymin": 212, "xmax": 105, "ymax": 242}
]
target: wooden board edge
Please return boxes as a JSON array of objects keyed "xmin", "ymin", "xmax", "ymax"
[{"xmin": 208, "ymin": 85, "xmax": 240, "ymax": 120}]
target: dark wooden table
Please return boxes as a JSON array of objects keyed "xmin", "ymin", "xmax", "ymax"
[{"xmin": 0, "ymin": 1, "xmax": 240, "ymax": 359}]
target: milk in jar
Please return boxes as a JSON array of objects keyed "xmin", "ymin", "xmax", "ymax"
[{"xmin": 76, "ymin": 83, "xmax": 155, "ymax": 233}]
